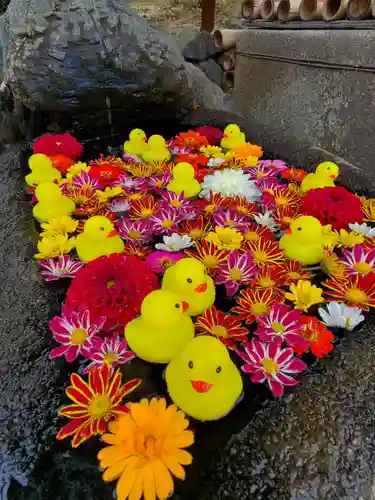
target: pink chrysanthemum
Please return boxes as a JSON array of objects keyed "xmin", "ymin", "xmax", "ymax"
[
  {"xmin": 150, "ymin": 207, "xmax": 183, "ymax": 235},
  {"xmin": 83, "ymin": 336, "xmax": 135, "ymax": 374},
  {"xmin": 255, "ymin": 177, "xmax": 282, "ymax": 192},
  {"xmin": 160, "ymin": 191, "xmax": 193, "ymax": 216},
  {"xmin": 341, "ymin": 245, "xmax": 375, "ymax": 276},
  {"xmin": 114, "ymin": 173, "xmax": 147, "ymax": 191},
  {"xmin": 146, "ymin": 251, "xmax": 185, "ymax": 274},
  {"xmin": 246, "ymin": 165, "xmax": 278, "ymax": 181},
  {"xmin": 72, "ymin": 171, "xmax": 100, "ymax": 190},
  {"xmin": 39, "ymin": 256, "xmax": 84, "ymax": 281},
  {"xmin": 258, "ymin": 159, "xmax": 288, "ymax": 172},
  {"xmin": 106, "ymin": 198, "xmax": 131, "ymax": 213},
  {"xmin": 255, "ymin": 302, "xmax": 308, "ymax": 349},
  {"xmin": 237, "ymin": 337, "xmax": 307, "ymax": 397},
  {"xmin": 116, "ymin": 217, "xmax": 153, "ymax": 245},
  {"xmin": 147, "ymin": 173, "xmax": 172, "ymax": 192},
  {"xmin": 49, "ymin": 305, "xmax": 106, "ymax": 362},
  {"xmin": 166, "ymin": 140, "xmax": 192, "ymax": 155},
  {"xmin": 212, "ymin": 208, "xmax": 248, "ymax": 231},
  {"xmin": 215, "ymin": 250, "xmax": 258, "ymax": 296}
]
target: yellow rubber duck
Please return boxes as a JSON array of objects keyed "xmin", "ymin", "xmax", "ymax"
[
  {"xmin": 279, "ymin": 215, "xmax": 325, "ymax": 265},
  {"xmin": 162, "ymin": 257, "xmax": 215, "ymax": 316},
  {"xmin": 33, "ymin": 182, "xmax": 75, "ymax": 222},
  {"xmin": 25, "ymin": 154, "xmax": 62, "ymax": 186},
  {"xmin": 123, "ymin": 128, "xmax": 148, "ymax": 157},
  {"xmin": 142, "ymin": 134, "xmax": 171, "ymax": 163},
  {"xmin": 166, "ymin": 336, "xmax": 243, "ymax": 421},
  {"xmin": 76, "ymin": 216, "xmax": 124, "ymax": 262},
  {"xmin": 125, "ymin": 289, "xmax": 195, "ymax": 364},
  {"xmin": 220, "ymin": 124, "xmax": 246, "ymax": 150},
  {"xmin": 301, "ymin": 162, "xmax": 339, "ymax": 193},
  {"xmin": 167, "ymin": 162, "xmax": 201, "ymax": 199}
]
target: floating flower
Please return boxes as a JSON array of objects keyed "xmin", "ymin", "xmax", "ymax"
[
  {"xmin": 212, "ymin": 208, "xmax": 248, "ymax": 230},
  {"xmin": 349, "ymin": 222, "xmax": 375, "ymax": 238},
  {"xmin": 294, "ymin": 316, "xmax": 334, "ymax": 358},
  {"xmin": 320, "ymin": 250, "xmax": 347, "ymax": 280},
  {"xmin": 114, "ymin": 173, "xmax": 147, "ymax": 191},
  {"xmin": 280, "ymin": 167, "xmax": 307, "ymax": 182},
  {"xmin": 196, "ymin": 125, "xmax": 224, "ymax": 145},
  {"xmin": 206, "ymin": 226, "xmax": 243, "ymax": 250},
  {"xmin": 155, "ymin": 233, "xmax": 193, "ymax": 252},
  {"xmin": 247, "ymin": 237, "xmax": 284, "ymax": 268},
  {"xmin": 179, "ymin": 215, "xmax": 211, "ymax": 241},
  {"xmin": 146, "ymin": 251, "xmax": 185, "ymax": 274},
  {"xmin": 242, "ymin": 223, "xmax": 275, "ymax": 244},
  {"xmin": 361, "ymin": 198, "xmax": 375, "ymax": 222},
  {"xmin": 122, "ymin": 244, "xmax": 151, "ymax": 259},
  {"xmin": 341, "ymin": 245, "xmax": 375, "ymax": 276},
  {"xmin": 89, "ymin": 156, "xmax": 125, "ymax": 184},
  {"xmin": 285, "ymin": 280, "xmax": 324, "ymax": 311},
  {"xmin": 323, "ymin": 274, "xmax": 375, "ymax": 310},
  {"xmin": 57, "ymin": 364, "xmax": 141, "ymax": 447},
  {"xmin": 232, "ymin": 143, "xmax": 263, "ymax": 159},
  {"xmin": 160, "ymin": 191, "xmax": 192, "ymax": 215},
  {"xmin": 150, "ymin": 207, "xmax": 183, "ymax": 235},
  {"xmin": 259, "ymin": 159, "xmax": 288, "ymax": 172},
  {"xmin": 281, "ymin": 260, "xmax": 313, "ymax": 285},
  {"xmin": 247, "ymin": 165, "xmax": 277, "ymax": 181},
  {"xmin": 195, "ymin": 305, "xmax": 249, "ymax": 348},
  {"xmin": 33, "ymin": 133, "xmax": 83, "ymax": 160},
  {"xmin": 215, "ymin": 250, "xmax": 257, "ymax": 296},
  {"xmin": 147, "ymin": 172, "xmax": 172, "ymax": 192},
  {"xmin": 174, "ymin": 130, "xmax": 209, "ymax": 149},
  {"xmin": 125, "ymin": 162, "xmax": 166, "ymax": 178},
  {"xmin": 252, "ymin": 266, "xmax": 286, "ymax": 297},
  {"xmin": 200, "ymin": 169, "xmax": 261, "ymax": 202},
  {"xmin": 129, "ymin": 195, "xmax": 158, "ymax": 220},
  {"xmin": 237, "ymin": 338, "xmax": 307, "ymax": 397},
  {"xmin": 273, "ymin": 205, "xmax": 301, "ymax": 230},
  {"xmin": 39, "ymin": 256, "xmax": 84, "ymax": 281},
  {"xmin": 106, "ymin": 198, "xmax": 131, "ymax": 213},
  {"xmin": 233, "ymin": 288, "xmax": 275, "ymax": 324},
  {"xmin": 97, "ymin": 186, "xmax": 123, "ymax": 203},
  {"xmin": 253, "ymin": 211, "xmax": 280, "ymax": 232},
  {"xmin": 34, "ymin": 234, "xmax": 76, "ymax": 260},
  {"xmin": 262, "ymin": 185, "xmax": 300, "ymax": 211},
  {"xmin": 98, "ymin": 397, "xmax": 194, "ymax": 500},
  {"xmin": 83, "ymin": 336, "xmax": 135, "ymax": 374},
  {"xmin": 318, "ymin": 301, "xmax": 365, "ymax": 331},
  {"xmin": 116, "ymin": 217, "xmax": 153, "ymax": 245},
  {"xmin": 49, "ymin": 306, "xmax": 106, "ymax": 362},
  {"xmin": 185, "ymin": 240, "xmax": 228, "ymax": 273},
  {"xmin": 338, "ymin": 229, "xmax": 365, "ymax": 248},
  {"xmin": 51, "ymin": 155, "xmax": 75, "ymax": 173},
  {"xmin": 40, "ymin": 216, "xmax": 78, "ymax": 238},
  {"xmin": 196, "ymin": 192, "xmax": 227, "ymax": 217},
  {"xmin": 200, "ymin": 145, "xmax": 223, "ymax": 158},
  {"xmin": 71, "ymin": 171, "xmax": 100, "ymax": 191},
  {"xmin": 66, "ymin": 161, "xmax": 89, "ymax": 180},
  {"xmin": 227, "ymin": 196, "xmax": 257, "ymax": 218}
]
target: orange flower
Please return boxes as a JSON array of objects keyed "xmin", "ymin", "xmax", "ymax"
[
  {"xmin": 241, "ymin": 223, "xmax": 275, "ymax": 246},
  {"xmin": 196, "ymin": 192, "xmax": 227, "ymax": 218},
  {"xmin": 262, "ymin": 185, "xmax": 301, "ymax": 211},
  {"xmin": 227, "ymin": 196, "xmax": 258, "ymax": 218},
  {"xmin": 51, "ymin": 154, "xmax": 75, "ymax": 173},
  {"xmin": 294, "ymin": 316, "xmax": 334, "ymax": 358},
  {"xmin": 122, "ymin": 243, "xmax": 151, "ymax": 258},
  {"xmin": 280, "ymin": 168, "xmax": 307, "ymax": 182},
  {"xmin": 233, "ymin": 288, "xmax": 275, "ymax": 324},
  {"xmin": 323, "ymin": 274, "xmax": 375, "ymax": 310},
  {"xmin": 125, "ymin": 162, "xmax": 167, "ymax": 177},
  {"xmin": 130, "ymin": 195, "xmax": 158, "ymax": 220},
  {"xmin": 185, "ymin": 240, "xmax": 228, "ymax": 274},
  {"xmin": 247, "ymin": 237, "xmax": 285, "ymax": 268},
  {"xmin": 175, "ymin": 130, "xmax": 209, "ymax": 149},
  {"xmin": 280, "ymin": 260, "xmax": 314, "ymax": 286},
  {"xmin": 56, "ymin": 364, "xmax": 142, "ymax": 447},
  {"xmin": 274, "ymin": 205, "xmax": 301, "ymax": 230},
  {"xmin": 252, "ymin": 266, "xmax": 286, "ymax": 298},
  {"xmin": 232, "ymin": 143, "xmax": 263, "ymax": 159},
  {"xmin": 179, "ymin": 215, "xmax": 211, "ymax": 241},
  {"xmin": 361, "ymin": 198, "xmax": 375, "ymax": 222}
]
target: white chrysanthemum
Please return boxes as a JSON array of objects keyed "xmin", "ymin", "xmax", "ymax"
[
  {"xmin": 318, "ymin": 301, "xmax": 365, "ymax": 331},
  {"xmin": 254, "ymin": 211, "xmax": 280, "ymax": 232},
  {"xmin": 155, "ymin": 233, "xmax": 193, "ymax": 252},
  {"xmin": 200, "ymin": 168, "xmax": 261, "ymax": 202},
  {"xmin": 348, "ymin": 222, "xmax": 375, "ymax": 237}
]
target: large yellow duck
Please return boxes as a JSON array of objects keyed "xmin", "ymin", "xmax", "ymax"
[
  {"xmin": 279, "ymin": 215, "xmax": 326, "ymax": 265},
  {"xmin": 167, "ymin": 162, "xmax": 201, "ymax": 199},
  {"xmin": 301, "ymin": 162, "xmax": 339, "ymax": 193},
  {"xmin": 166, "ymin": 336, "xmax": 243, "ymax": 421},
  {"xmin": 25, "ymin": 154, "xmax": 62, "ymax": 186},
  {"xmin": 33, "ymin": 182, "xmax": 75, "ymax": 222},
  {"xmin": 162, "ymin": 258, "xmax": 215, "ymax": 316},
  {"xmin": 125, "ymin": 289, "xmax": 195, "ymax": 364},
  {"xmin": 75, "ymin": 216, "xmax": 124, "ymax": 262},
  {"xmin": 142, "ymin": 134, "xmax": 171, "ymax": 163},
  {"xmin": 220, "ymin": 124, "xmax": 246, "ymax": 150},
  {"xmin": 123, "ymin": 128, "xmax": 148, "ymax": 157}
]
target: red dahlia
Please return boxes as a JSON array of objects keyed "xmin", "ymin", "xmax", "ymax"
[
  {"xmin": 33, "ymin": 133, "xmax": 83, "ymax": 160},
  {"xmin": 65, "ymin": 254, "xmax": 159, "ymax": 333},
  {"xmin": 195, "ymin": 125, "xmax": 224, "ymax": 145}
]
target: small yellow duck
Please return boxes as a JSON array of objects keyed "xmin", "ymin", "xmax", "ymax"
[
  {"xmin": 166, "ymin": 336, "xmax": 243, "ymax": 421},
  {"xmin": 33, "ymin": 182, "xmax": 75, "ymax": 222},
  {"xmin": 75, "ymin": 216, "xmax": 124, "ymax": 263},
  {"xmin": 220, "ymin": 124, "xmax": 246, "ymax": 150},
  {"xmin": 25, "ymin": 154, "xmax": 62, "ymax": 186},
  {"xmin": 125, "ymin": 289, "xmax": 195, "ymax": 364},
  {"xmin": 167, "ymin": 162, "xmax": 201, "ymax": 199},
  {"xmin": 162, "ymin": 257, "xmax": 215, "ymax": 316},
  {"xmin": 301, "ymin": 162, "xmax": 339, "ymax": 193},
  {"xmin": 123, "ymin": 128, "xmax": 148, "ymax": 157},
  {"xmin": 142, "ymin": 134, "xmax": 171, "ymax": 163},
  {"xmin": 279, "ymin": 215, "xmax": 325, "ymax": 265}
]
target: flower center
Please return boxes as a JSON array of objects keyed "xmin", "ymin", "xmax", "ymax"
[
  {"xmin": 106, "ymin": 280, "xmax": 116, "ymax": 288},
  {"xmin": 354, "ymin": 261, "xmax": 372, "ymax": 275},
  {"xmin": 190, "ymin": 228, "xmax": 204, "ymax": 239},
  {"xmin": 205, "ymin": 204, "xmax": 215, "ymax": 213},
  {"xmin": 253, "ymin": 250, "xmax": 268, "ymax": 262},
  {"xmin": 256, "ymin": 171, "xmax": 266, "ymax": 178},
  {"xmin": 259, "ymin": 277, "xmax": 274, "ymax": 287},
  {"xmin": 230, "ymin": 268, "xmax": 242, "ymax": 281},
  {"xmin": 159, "ymin": 256, "xmax": 174, "ymax": 269},
  {"xmin": 261, "ymin": 358, "xmax": 278, "ymax": 374},
  {"xmin": 103, "ymin": 352, "xmax": 118, "ymax": 364},
  {"xmin": 88, "ymin": 395, "xmax": 111, "ymax": 418},
  {"xmin": 211, "ymin": 325, "xmax": 228, "ymax": 338},
  {"xmin": 128, "ymin": 229, "xmax": 141, "ymax": 240},
  {"xmin": 219, "ymin": 233, "xmax": 234, "ymax": 244},
  {"xmin": 203, "ymin": 255, "xmax": 218, "ymax": 269},
  {"xmin": 251, "ymin": 302, "xmax": 269, "ymax": 317},
  {"xmin": 271, "ymin": 322, "xmax": 284, "ymax": 334},
  {"xmin": 345, "ymin": 287, "xmax": 368, "ymax": 305},
  {"xmin": 171, "ymin": 200, "xmax": 182, "ymax": 208},
  {"xmin": 70, "ymin": 327, "xmax": 88, "ymax": 345},
  {"xmin": 140, "ymin": 208, "xmax": 152, "ymax": 218},
  {"xmin": 244, "ymin": 231, "xmax": 259, "ymax": 242},
  {"xmin": 302, "ymin": 325, "xmax": 317, "ymax": 342},
  {"xmin": 224, "ymin": 219, "xmax": 234, "ymax": 227},
  {"xmin": 288, "ymin": 271, "xmax": 301, "ymax": 280},
  {"xmin": 162, "ymin": 219, "xmax": 173, "ymax": 229},
  {"xmin": 276, "ymin": 196, "xmax": 288, "ymax": 206}
]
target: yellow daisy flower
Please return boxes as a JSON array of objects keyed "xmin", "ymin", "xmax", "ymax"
[
  {"xmin": 206, "ymin": 226, "xmax": 243, "ymax": 250},
  {"xmin": 35, "ymin": 234, "xmax": 76, "ymax": 260},
  {"xmin": 285, "ymin": 280, "xmax": 325, "ymax": 311},
  {"xmin": 40, "ymin": 216, "xmax": 78, "ymax": 238}
]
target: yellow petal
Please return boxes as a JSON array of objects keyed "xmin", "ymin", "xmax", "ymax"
[
  {"xmin": 142, "ymin": 464, "xmax": 156, "ymax": 500},
  {"xmin": 101, "ymin": 433, "xmax": 122, "ymax": 445},
  {"xmin": 128, "ymin": 469, "xmax": 144, "ymax": 500},
  {"xmin": 151, "ymin": 460, "xmax": 174, "ymax": 500},
  {"xmin": 168, "ymin": 430, "xmax": 195, "ymax": 449},
  {"xmin": 116, "ymin": 457, "xmax": 139, "ymax": 500},
  {"xmin": 102, "ymin": 456, "xmax": 133, "ymax": 482},
  {"xmin": 174, "ymin": 449, "xmax": 193, "ymax": 466},
  {"xmin": 98, "ymin": 445, "xmax": 128, "ymax": 468},
  {"xmin": 161, "ymin": 454, "xmax": 186, "ymax": 479}
]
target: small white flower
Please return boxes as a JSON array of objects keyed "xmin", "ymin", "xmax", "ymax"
[
  {"xmin": 155, "ymin": 233, "xmax": 193, "ymax": 252},
  {"xmin": 349, "ymin": 222, "xmax": 375, "ymax": 237},
  {"xmin": 107, "ymin": 198, "xmax": 130, "ymax": 213},
  {"xmin": 208, "ymin": 157, "xmax": 226, "ymax": 167},
  {"xmin": 318, "ymin": 301, "xmax": 365, "ymax": 331},
  {"xmin": 254, "ymin": 211, "xmax": 280, "ymax": 232},
  {"xmin": 200, "ymin": 168, "xmax": 261, "ymax": 202}
]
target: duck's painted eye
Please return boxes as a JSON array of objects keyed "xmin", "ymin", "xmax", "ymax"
[
  {"xmin": 100, "ymin": 226, "xmax": 105, "ymax": 231},
  {"xmin": 297, "ymin": 227, "xmax": 302, "ymax": 231},
  {"xmin": 175, "ymin": 303, "xmax": 180, "ymax": 309},
  {"xmin": 216, "ymin": 366, "xmax": 222, "ymax": 373},
  {"xmin": 187, "ymin": 278, "xmax": 192, "ymax": 283},
  {"xmin": 188, "ymin": 361, "xmax": 193, "ymax": 369}
]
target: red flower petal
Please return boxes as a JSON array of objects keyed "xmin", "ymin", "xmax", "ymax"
[
  {"xmin": 70, "ymin": 373, "xmax": 94, "ymax": 400},
  {"xmin": 56, "ymin": 417, "xmax": 87, "ymax": 441},
  {"xmin": 58, "ymin": 404, "xmax": 89, "ymax": 419},
  {"xmin": 66, "ymin": 387, "xmax": 91, "ymax": 407}
]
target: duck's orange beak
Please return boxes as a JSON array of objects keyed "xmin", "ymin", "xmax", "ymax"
[
  {"xmin": 223, "ymin": 134, "xmax": 228, "ymax": 139},
  {"xmin": 190, "ymin": 380, "xmax": 213, "ymax": 393},
  {"xmin": 285, "ymin": 227, "xmax": 292, "ymax": 234},
  {"xmin": 194, "ymin": 282, "xmax": 207, "ymax": 293},
  {"xmin": 329, "ymin": 174, "xmax": 336, "ymax": 179},
  {"xmin": 106, "ymin": 230, "xmax": 118, "ymax": 238},
  {"xmin": 182, "ymin": 301, "xmax": 189, "ymax": 313}
]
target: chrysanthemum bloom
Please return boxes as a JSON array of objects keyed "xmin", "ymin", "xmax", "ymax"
[
  {"xmin": 251, "ymin": 265, "xmax": 286, "ymax": 298},
  {"xmin": 196, "ymin": 192, "xmax": 227, "ymax": 218},
  {"xmin": 246, "ymin": 165, "xmax": 278, "ymax": 181},
  {"xmin": 241, "ymin": 223, "xmax": 275, "ymax": 245},
  {"xmin": 274, "ymin": 205, "xmax": 301, "ymax": 230},
  {"xmin": 232, "ymin": 143, "xmax": 264, "ymax": 159},
  {"xmin": 323, "ymin": 274, "xmax": 375, "ymax": 310},
  {"xmin": 40, "ymin": 216, "xmax": 78, "ymax": 238},
  {"xmin": 337, "ymin": 229, "xmax": 365, "ymax": 248},
  {"xmin": 125, "ymin": 162, "xmax": 166, "ymax": 178},
  {"xmin": 320, "ymin": 250, "xmax": 347, "ymax": 280},
  {"xmin": 147, "ymin": 173, "xmax": 172, "ymax": 192},
  {"xmin": 97, "ymin": 186, "xmax": 124, "ymax": 203},
  {"xmin": 71, "ymin": 171, "xmax": 99, "ymax": 190},
  {"xmin": 160, "ymin": 191, "xmax": 193, "ymax": 216},
  {"xmin": 196, "ymin": 125, "xmax": 224, "ymax": 145},
  {"xmin": 212, "ymin": 208, "xmax": 248, "ymax": 231},
  {"xmin": 253, "ymin": 211, "xmax": 280, "ymax": 232},
  {"xmin": 361, "ymin": 198, "xmax": 375, "ymax": 222},
  {"xmin": 150, "ymin": 207, "xmax": 183, "ymax": 236},
  {"xmin": 66, "ymin": 161, "xmax": 89, "ymax": 179},
  {"xmin": 33, "ymin": 133, "xmax": 83, "ymax": 160},
  {"xmin": 258, "ymin": 159, "xmax": 288, "ymax": 172},
  {"xmin": 122, "ymin": 244, "xmax": 151, "ymax": 259},
  {"xmin": 39, "ymin": 256, "xmax": 84, "ymax": 281},
  {"xmin": 280, "ymin": 260, "xmax": 313, "ymax": 286},
  {"xmin": 83, "ymin": 336, "xmax": 135, "ymax": 374},
  {"xmin": 215, "ymin": 250, "xmax": 257, "ymax": 296},
  {"xmin": 49, "ymin": 306, "xmax": 106, "ymax": 362},
  {"xmin": 174, "ymin": 130, "xmax": 209, "ymax": 149},
  {"xmin": 155, "ymin": 233, "xmax": 193, "ymax": 252},
  {"xmin": 206, "ymin": 226, "xmax": 243, "ymax": 251},
  {"xmin": 318, "ymin": 301, "xmax": 365, "ymax": 330},
  {"xmin": 114, "ymin": 173, "xmax": 147, "ymax": 191},
  {"xmin": 255, "ymin": 302, "xmax": 307, "ymax": 349},
  {"xmin": 254, "ymin": 177, "xmax": 282, "ymax": 193},
  {"xmin": 184, "ymin": 240, "xmax": 228, "ymax": 274},
  {"xmin": 227, "ymin": 196, "xmax": 257, "ymax": 218},
  {"xmin": 107, "ymin": 197, "xmax": 131, "ymax": 213},
  {"xmin": 285, "ymin": 280, "xmax": 325, "ymax": 311},
  {"xmin": 200, "ymin": 169, "xmax": 261, "ymax": 202},
  {"xmin": 179, "ymin": 215, "xmax": 211, "ymax": 241},
  {"xmin": 116, "ymin": 217, "xmax": 153, "ymax": 245},
  {"xmin": 57, "ymin": 364, "xmax": 141, "ymax": 447},
  {"xmin": 200, "ymin": 145, "xmax": 223, "ymax": 158},
  {"xmin": 341, "ymin": 245, "xmax": 375, "ymax": 276},
  {"xmin": 280, "ymin": 168, "xmax": 307, "ymax": 182},
  {"xmin": 233, "ymin": 288, "xmax": 275, "ymax": 324},
  {"xmin": 146, "ymin": 251, "xmax": 185, "ymax": 274},
  {"xmin": 195, "ymin": 305, "xmax": 248, "ymax": 349},
  {"xmin": 237, "ymin": 337, "xmax": 307, "ymax": 397},
  {"xmin": 66, "ymin": 254, "xmax": 159, "ymax": 331},
  {"xmin": 246, "ymin": 237, "xmax": 285, "ymax": 268},
  {"xmin": 34, "ymin": 234, "xmax": 76, "ymax": 260},
  {"xmin": 50, "ymin": 154, "xmax": 75, "ymax": 173},
  {"xmin": 98, "ymin": 397, "xmax": 194, "ymax": 500},
  {"xmin": 349, "ymin": 222, "xmax": 375, "ymax": 238},
  {"xmin": 261, "ymin": 185, "xmax": 301, "ymax": 212},
  {"xmin": 129, "ymin": 195, "xmax": 159, "ymax": 220},
  {"xmin": 294, "ymin": 316, "xmax": 334, "ymax": 358}
]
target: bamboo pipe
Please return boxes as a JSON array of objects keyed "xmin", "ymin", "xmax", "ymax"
[
  {"xmin": 242, "ymin": 0, "xmax": 262, "ymax": 19},
  {"xmin": 217, "ymin": 49, "xmax": 236, "ymax": 72},
  {"xmin": 277, "ymin": 0, "xmax": 301, "ymax": 20},
  {"xmin": 260, "ymin": 0, "xmax": 280, "ymax": 19},
  {"xmin": 323, "ymin": 0, "xmax": 349, "ymax": 19},
  {"xmin": 299, "ymin": 0, "xmax": 324, "ymax": 19},
  {"xmin": 213, "ymin": 29, "xmax": 242, "ymax": 51},
  {"xmin": 347, "ymin": 0, "xmax": 371, "ymax": 18}
]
